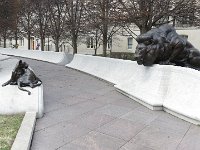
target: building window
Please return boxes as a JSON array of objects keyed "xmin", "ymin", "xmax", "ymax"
[
  {"xmin": 107, "ymin": 38, "xmax": 112, "ymax": 50},
  {"xmin": 23, "ymin": 38, "xmax": 24, "ymax": 46},
  {"xmin": 20, "ymin": 38, "xmax": 24, "ymax": 46},
  {"xmin": 86, "ymin": 37, "xmax": 93, "ymax": 49},
  {"xmin": 128, "ymin": 37, "xmax": 133, "ymax": 49}
]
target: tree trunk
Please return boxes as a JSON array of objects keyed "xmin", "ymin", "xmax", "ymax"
[
  {"xmin": 102, "ymin": 19, "xmax": 108, "ymax": 57},
  {"xmin": 102, "ymin": 0, "xmax": 108, "ymax": 57},
  {"xmin": 73, "ymin": 44, "xmax": 77, "ymax": 54},
  {"xmin": 139, "ymin": 26, "xmax": 151, "ymax": 34},
  {"xmin": 102, "ymin": 30, "xmax": 107, "ymax": 57},
  {"xmin": 94, "ymin": 30, "xmax": 98, "ymax": 56},
  {"xmin": 72, "ymin": 32, "xmax": 78, "ymax": 54},
  {"xmin": 72, "ymin": 38, "xmax": 77, "ymax": 54},
  {"xmin": 172, "ymin": 16, "xmax": 176, "ymax": 27},
  {"xmin": 15, "ymin": 31, "xmax": 18, "ymax": 47},
  {"xmin": 94, "ymin": 48, "xmax": 97, "ymax": 56},
  {"xmin": 48, "ymin": 36, "xmax": 50, "ymax": 51},
  {"xmin": 40, "ymin": 36, "xmax": 45, "ymax": 51},
  {"xmin": 28, "ymin": 31, "xmax": 31, "ymax": 50},
  {"xmin": 55, "ymin": 39, "xmax": 59, "ymax": 52},
  {"xmin": 3, "ymin": 37, "xmax": 6, "ymax": 48},
  {"xmin": 39, "ymin": 22, "xmax": 45, "ymax": 51}
]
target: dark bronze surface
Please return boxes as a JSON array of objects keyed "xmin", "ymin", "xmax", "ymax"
[
  {"xmin": 135, "ymin": 24, "xmax": 200, "ymax": 70},
  {"xmin": 2, "ymin": 60, "xmax": 42, "ymax": 95}
]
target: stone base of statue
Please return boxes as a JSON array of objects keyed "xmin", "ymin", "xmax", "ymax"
[{"xmin": 0, "ymin": 55, "xmax": 43, "ymax": 118}]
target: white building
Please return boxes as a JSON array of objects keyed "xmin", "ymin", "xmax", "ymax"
[
  {"xmin": 68, "ymin": 27, "xmax": 200, "ymax": 55},
  {"xmin": 1, "ymin": 26, "xmax": 200, "ymax": 55}
]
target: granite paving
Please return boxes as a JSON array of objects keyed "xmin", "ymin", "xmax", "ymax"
[{"xmin": 17, "ymin": 58, "xmax": 200, "ymax": 150}]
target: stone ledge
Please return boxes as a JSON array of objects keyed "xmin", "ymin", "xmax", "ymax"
[
  {"xmin": 115, "ymin": 86, "xmax": 163, "ymax": 111},
  {"xmin": 11, "ymin": 112, "xmax": 36, "ymax": 150},
  {"xmin": 0, "ymin": 48, "xmax": 73, "ymax": 65},
  {"xmin": 164, "ymin": 108, "xmax": 200, "ymax": 125}
]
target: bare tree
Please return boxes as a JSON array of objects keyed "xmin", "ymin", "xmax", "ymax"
[
  {"xmin": 118, "ymin": 0, "xmax": 198, "ymax": 34},
  {"xmin": 0, "ymin": 0, "xmax": 19, "ymax": 48},
  {"xmin": 91, "ymin": 29, "xmax": 102, "ymax": 55},
  {"xmin": 63, "ymin": 0, "xmax": 86, "ymax": 54},
  {"xmin": 34, "ymin": 0, "xmax": 50, "ymax": 51},
  {"xmin": 19, "ymin": 0, "xmax": 37, "ymax": 49},
  {"xmin": 13, "ymin": 1, "xmax": 22, "ymax": 48},
  {"xmin": 48, "ymin": 0, "xmax": 67, "ymax": 52},
  {"xmin": 196, "ymin": 2, "xmax": 200, "ymax": 26},
  {"xmin": 86, "ymin": 0, "xmax": 121, "ymax": 57}
]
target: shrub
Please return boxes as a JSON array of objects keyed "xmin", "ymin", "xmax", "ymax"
[{"xmin": 110, "ymin": 52, "xmax": 136, "ymax": 61}]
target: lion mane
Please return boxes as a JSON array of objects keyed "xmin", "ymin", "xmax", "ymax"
[{"xmin": 135, "ymin": 24, "xmax": 200, "ymax": 70}]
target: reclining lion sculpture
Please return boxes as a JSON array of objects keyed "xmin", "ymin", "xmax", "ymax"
[
  {"xmin": 2, "ymin": 60, "xmax": 42, "ymax": 95},
  {"xmin": 135, "ymin": 24, "xmax": 200, "ymax": 70}
]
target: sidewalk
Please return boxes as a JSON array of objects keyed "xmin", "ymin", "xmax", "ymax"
[{"xmin": 20, "ymin": 58, "xmax": 200, "ymax": 150}]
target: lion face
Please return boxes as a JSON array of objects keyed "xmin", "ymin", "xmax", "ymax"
[
  {"xmin": 135, "ymin": 36, "xmax": 159, "ymax": 66},
  {"xmin": 135, "ymin": 27, "xmax": 168, "ymax": 66},
  {"xmin": 135, "ymin": 43, "xmax": 146, "ymax": 65}
]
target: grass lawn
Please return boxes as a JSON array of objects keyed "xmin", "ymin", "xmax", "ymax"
[{"xmin": 0, "ymin": 114, "xmax": 24, "ymax": 150}]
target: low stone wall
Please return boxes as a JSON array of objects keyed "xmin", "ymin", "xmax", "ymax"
[
  {"xmin": 0, "ymin": 48, "xmax": 73, "ymax": 65},
  {"xmin": 67, "ymin": 54, "xmax": 200, "ymax": 125},
  {"xmin": 162, "ymin": 65, "xmax": 200, "ymax": 124},
  {"xmin": 0, "ymin": 55, "xmax": 43, "ymax": 118},
  {"xmin": 67, "ymin": 54, "xmax": 165, "ymax": 108}
]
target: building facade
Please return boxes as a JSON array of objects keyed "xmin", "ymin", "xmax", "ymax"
[
  {"xmin": 67, "ymin": 27, "xmax": 200, "ymax": 55},
  {"xmin": 1, "ymin": 27, "xmax": 200, "ymax": 55}
]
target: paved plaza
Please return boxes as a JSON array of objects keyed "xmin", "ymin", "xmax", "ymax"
[{"xmin": 19, "ymin": 58, "xmax": 200, "ymax": 150}]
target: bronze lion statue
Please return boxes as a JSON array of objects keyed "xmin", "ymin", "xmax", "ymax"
[
  {"xmin": 2, "ymin": 60, "xmax": 42, "ymax": 95},
  {"xmin": 135, "ymin": 24, "xmax": 200, "ymax": 70}
]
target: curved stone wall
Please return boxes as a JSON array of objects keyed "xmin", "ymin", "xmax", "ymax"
[
  {"xmin": 67, "ymin": 54, "xmax": 200, "ymax": 125},
  {"xmin": 0, "ymin": 48, "xmax": 73, "ymax": 65}
]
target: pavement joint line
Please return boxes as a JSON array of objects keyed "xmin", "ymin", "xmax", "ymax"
[
  {"xmin": 48, "ymin": 107, "xmax": 122, "ymax": 149},
  {"xmin": 44, "ymin": 97, "xmax": 95, "ymax": 114},
  {"xmin": 54, "ymin": 126, "xmax": 95, "ymax": 150},
  {"xmin": 95, "ymin": 130, "xmax": 127, "ymax": 141},
  {"xmin": 55, "ymin": 126, "xmax": 125, "ymax": 150},
  {"xmin": 11, "ymin": 112, "xmax": 36, "ymax": 150},
  {"xmin": 176, "ymin": 124, "xmax": 192, "ymax": 149},
  {"xmin": 45, "ymin": 98, "xmax": 103, "ymax": 115},
  {"xmin": 34, "ymin": 101, "xmax": 108, "ymax": 132},
  {"xmin": 116, "ymin": 108, "xmax": 162, "ymax": 149},
  {"xmin": 117, "ymin": 123, "xmax": 150, "ymax": 150},
  {"xmin": 34, "ymin": 120, "xmax": 66, "ymax": 133},
  {"xmin": 55, "ymin": 106, "xmax": 140, "ymax": 149}
]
